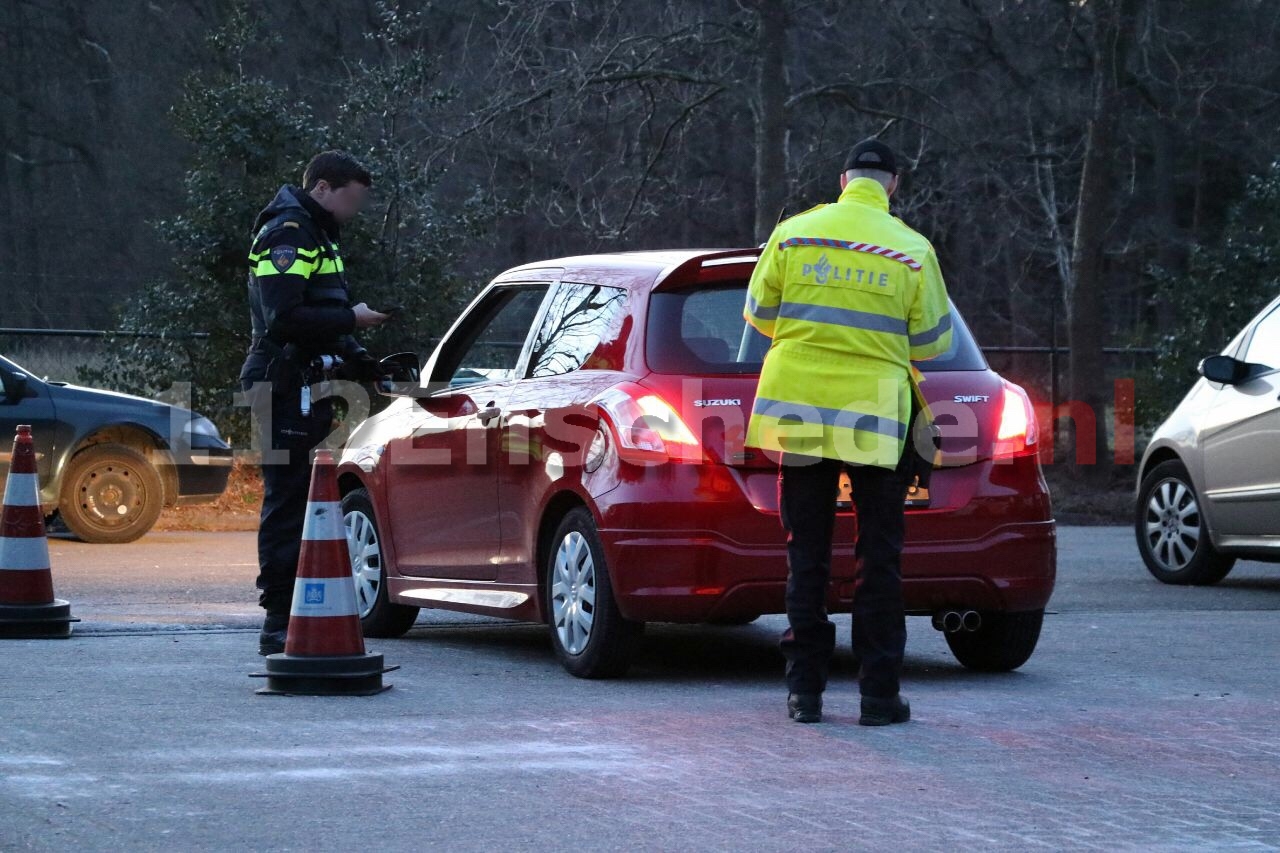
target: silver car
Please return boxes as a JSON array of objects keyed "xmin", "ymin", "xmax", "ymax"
[{"xmin": 1136, "ymin": 293, "xmax": 1280, "ymax": 584}]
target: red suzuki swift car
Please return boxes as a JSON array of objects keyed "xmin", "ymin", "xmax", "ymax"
[{"xmin": 337, "ymin": 249, "xmax": 1056, "ymax": 678}]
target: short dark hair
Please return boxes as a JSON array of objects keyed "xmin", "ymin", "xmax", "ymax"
[{"xmin": 302, "ymin": 150, "xmax": 372, "ymax": 191}]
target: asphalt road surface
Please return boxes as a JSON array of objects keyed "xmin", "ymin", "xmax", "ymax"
[
  {"xmin": 41, "ymin": 525, "xmax": 1280, "ymax": 628},
  {"xmin": 1, "ymin": 526, "xmax": 1277, "ymax": 850}
]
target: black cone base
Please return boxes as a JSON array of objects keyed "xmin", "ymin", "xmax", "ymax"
[
  {"xmin": 250, "ymin": 652, "xmax": 398, "ymax": 696},
  {"xmin": 0, "ymin": 600, "xmax": 77, "ymax": 639}
]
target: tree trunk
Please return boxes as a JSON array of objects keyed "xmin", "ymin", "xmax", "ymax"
[
  {"xmin": 1151, "ymin": 119, "xmax": 1181, "ymax": 334},
  {"xmin": 1068, "ymin": 112, "xmax": 1113, "ymax": 481},
  {"xmin": 753, "ymin": 0, "xmax": 788, "ymax": 243},
  {"xmin": 1067, "ymin": 0, "xmax": 1139, "ymax": 484}
]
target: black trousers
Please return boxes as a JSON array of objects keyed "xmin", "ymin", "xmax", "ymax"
[
  {"xmin": 242, "ymin": 380, "xmax": 333, "ymax": 616},
  {"xmin": 778, "ymin": 453, "xmax": 909, "ymax": 699}
]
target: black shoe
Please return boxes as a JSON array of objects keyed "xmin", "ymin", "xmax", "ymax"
[
  {"xmin": 258, "ymin": 613, "xmax": 289, "ymax": 656},
  {"xmin": 859, "ymin": 694, "xmax": 911, "ymax": 726},
  {"xmin": 787, "ymin": 692, "xmax": 823, "ymax": 724}
]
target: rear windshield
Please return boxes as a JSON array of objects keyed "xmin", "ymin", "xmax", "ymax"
[{"xmin": 646, "ymin": 283, "xmax": 986, "ymax": 375}]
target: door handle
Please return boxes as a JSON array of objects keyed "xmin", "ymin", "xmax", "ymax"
[{"xmin": 477, "ymin": 405, "xmax": 502, "ymax": 424}]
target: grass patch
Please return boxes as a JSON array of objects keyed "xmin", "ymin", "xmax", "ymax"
[{"xmin": 154, "ymin": 458, "xmax": 262, "ymax": 532}]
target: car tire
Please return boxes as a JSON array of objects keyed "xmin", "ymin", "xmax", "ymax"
[
  {"xmin": 546, "ymin": 507, "xmax": 642, "ymax": 679},
  {"xmin": 57, "ymin": 443, "xmax": 163, "ymax": 544},
  {"xmin": 945, "ymin": 610, "xmax": 1044, "ymax": 672},
  {"xmin": 1135, "ymin": 460, "xmax": 1235, "ymax": 586},
  {"xmin": 341, "ymin": 488, "xmax": 419, "ymax": 638}
]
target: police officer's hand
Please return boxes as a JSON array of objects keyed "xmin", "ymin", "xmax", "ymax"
[{"xmin": 352, "ymin": 302, "xmax": 389, "ymax": 328}]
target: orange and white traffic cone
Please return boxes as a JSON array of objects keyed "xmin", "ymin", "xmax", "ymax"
[
  {"xmin": 0, "ymin": 425, "xmax": 77, "ymax": 638},
  {"xmin": 251, "ymin": 448, "xmax": 395, "ymax": 695}
]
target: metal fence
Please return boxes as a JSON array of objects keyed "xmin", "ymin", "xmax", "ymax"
[
  {"xmin": 0, "ymin": 328, "xmax": 212, "ymax": 389},
  {"xmin": 0, "ymin": 328, "xmax": 209, "ymax": 340}
]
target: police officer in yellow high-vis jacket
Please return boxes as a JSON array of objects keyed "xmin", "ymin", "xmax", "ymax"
[{"xmin": 744, "ymin": 139, "xmax": 952, "ymax": 726}]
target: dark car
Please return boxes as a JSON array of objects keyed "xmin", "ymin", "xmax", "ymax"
[
  {"xmin": 0, "ymin": 354, "xmax": 233, "ymax": 543},
  {"xmin": 337, "ymin": 249, "xmax": 1056, "ymax": 679}
]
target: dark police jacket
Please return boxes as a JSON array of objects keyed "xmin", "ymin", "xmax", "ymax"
[{"xmin": 238, "ymin": 185, "xmax": 369, "ymax": 388}]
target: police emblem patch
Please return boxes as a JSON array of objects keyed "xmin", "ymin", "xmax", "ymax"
[{"xmin": 270, "ymin": 244, "xmax": 297, "ymax": 273}]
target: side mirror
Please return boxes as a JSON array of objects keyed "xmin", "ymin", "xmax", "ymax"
[
  {"xmin": 380, "ymin": 352, "xmax": 420, "ymax": 383},
  {"xmin": 2, "ymin": 372, "xmax": 29, "ymax": 404},
  {"xmin": 374, "ymin": 352, "xmax": 423, "ymax": 398},
  {"xmin": 1198, "ymin": 354, "xmax": 1248, "ymax": 385}
]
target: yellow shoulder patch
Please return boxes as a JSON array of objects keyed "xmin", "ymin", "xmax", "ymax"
[{"xmin": 284, "ymin": 221, "xmax": 300, "ymax": 229}]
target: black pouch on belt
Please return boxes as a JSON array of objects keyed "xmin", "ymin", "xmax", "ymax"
[
  {"xmin": 265, "ymin": 343, "xmax": 306, "ymax": 398},
  {"xmin": 898, "ymin": 378, "xmax": 941, "ymax": 491}
]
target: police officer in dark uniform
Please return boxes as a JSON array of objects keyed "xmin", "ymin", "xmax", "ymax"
[{"xmin": 239, "ymin": 150, "xmax": 389, "ymax": 655}]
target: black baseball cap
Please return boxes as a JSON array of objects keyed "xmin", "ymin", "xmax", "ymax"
[{"xmin": 843, "ymin": 139, "xmax": 899, "ymax": 175}]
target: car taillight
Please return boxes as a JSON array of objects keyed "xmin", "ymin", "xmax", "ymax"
[
  {"xmin": 593, "ymin": 384, "xmax": 702, "ymax": 464},
  {"xmin": 993, "ymin": 380, "xmax": 1039, "ymax": 460}
]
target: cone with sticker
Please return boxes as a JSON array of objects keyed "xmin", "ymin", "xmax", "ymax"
[
  {"xmin": 0, "ymin": 425, "xmax": 77, "ymax": 638},
  {"xmin": 251, "ymin": 448, "xmax": 395, "ymax": 695}
]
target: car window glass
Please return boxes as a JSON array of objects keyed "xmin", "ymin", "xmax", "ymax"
[
  {"xmin": 527, "ymin": 283, "xmax": 629, "ymax": 378},
  {"xmin": 0, "ymin": 356, "xmax": 26, "ymax": 400},
  {"xmin": 446, "ymin": 286, "xmax": 548, "ymax": 388},
  {"xmin": 646, "ymin": 283, "xmax": 984, "ymax": 374},
  {"xmin": 1243, "ymin": 306, "xmax": 1280, "ymax": 369}
]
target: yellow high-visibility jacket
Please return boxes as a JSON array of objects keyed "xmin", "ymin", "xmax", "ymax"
[{"xmin": 744, "ymin": 177, "xmax": 953, "ymax": 467}]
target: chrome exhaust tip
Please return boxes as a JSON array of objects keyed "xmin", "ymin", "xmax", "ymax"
[{"xmin": 932, "ymin": 610, "xmax": 964, "ymax": 633}]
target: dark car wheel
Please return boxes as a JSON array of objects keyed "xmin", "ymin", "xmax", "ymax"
[
  {"xmin": 945, "ymin": 610, "xmax": 1044, "ymax": 672},
  {"xmin": 1136, "ymin": 460, "xmax": 1235, "ymax": 586},
  {"xmin": 57, "ymin": 443, "xmax": 163, "ymax": 544},
  {"xmin": 546, "ymin": 507, "xmax": 642, "ymax": 679},
  {"xmin": 341, "ymin": 488, "xmax": 419, "ymax": 638}
]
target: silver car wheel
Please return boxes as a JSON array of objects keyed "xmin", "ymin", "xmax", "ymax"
[
  {"xmin": 344, "ymin": 509, "xmax": 382, "ymax": 619},
  {"xmin": 1143, "ymin": 477, "xmax": 1202, "ymax": 571},
  {"xmin": 551, "ymin": 530, "xmax": 596, "ymax": 655}
]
